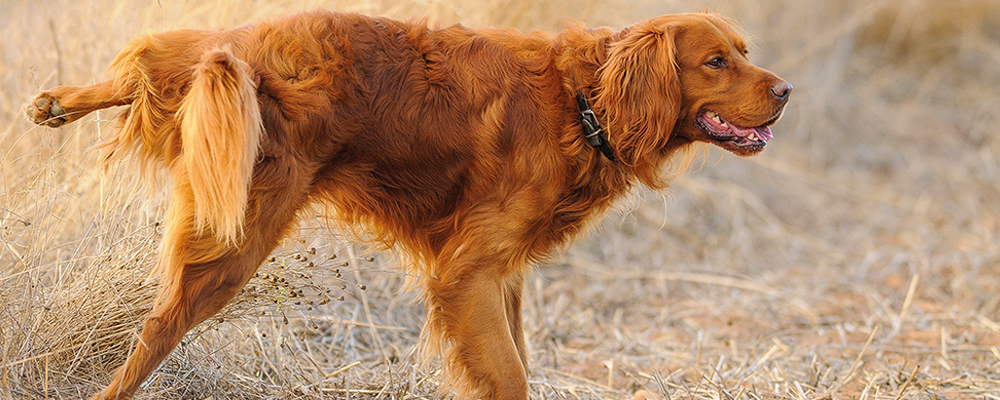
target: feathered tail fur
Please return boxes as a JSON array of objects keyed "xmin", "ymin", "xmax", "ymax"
[{"xmin": 176, "ymin": 48, "xmax": 263, "ymax": 247}]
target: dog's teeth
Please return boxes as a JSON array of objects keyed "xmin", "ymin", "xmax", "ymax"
[
  {"xmin": 749, "ymin": 132, "xmax": 758, "ymax": 141},
  {"xmin": 719, "ymin": 121, "xmax": 727, "ymax": 128},
  {"xmin": 705, "ymin": 111, "xmax": 727, "ymax": 126}
]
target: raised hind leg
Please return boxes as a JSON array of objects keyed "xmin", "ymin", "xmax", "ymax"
[
  {"xmin": 91, "ymin": 156, "xmax": 312, "ymax": 400},
  {"xmin": 25, "ymin": 79, "xmax": 129, "ymax": 127}
]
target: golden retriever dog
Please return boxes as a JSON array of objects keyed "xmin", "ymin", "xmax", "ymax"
[{"xmin": 25, "ymin": 9, "xmax": 790, "ymax": 400}]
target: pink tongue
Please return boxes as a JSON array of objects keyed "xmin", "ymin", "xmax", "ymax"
[
  {"xmin": 730, "ymin": 124, "xmax": 773, "ymax": 142},
  {"xmin": 757, "ymin": 126, "xmax": 774, "ymax": 141}
]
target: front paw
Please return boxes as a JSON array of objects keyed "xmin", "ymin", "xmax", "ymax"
[{"xmin": 25, "ymin": 93, "xmax": 68, "ymax": 127}]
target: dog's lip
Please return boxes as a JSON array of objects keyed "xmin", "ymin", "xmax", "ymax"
[{"xmin": 696, "ymin": 110, "xmax": 775, "ymax": 147}]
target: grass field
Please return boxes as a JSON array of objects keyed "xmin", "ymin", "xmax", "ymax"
[{"xmin": 2, "ymin": 0, "xmax": 999, "ymax": 399}]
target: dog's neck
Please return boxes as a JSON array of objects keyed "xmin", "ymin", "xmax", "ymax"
[
  {"xmin": 554, "ymin": 25, "xmax": 618, "ymax": 96},
  {"xmin": 555, "ymin": 25, "xmax": 629, "ymax": 164},
  {"xmin": 546, "ymin": 26, "xmax": 637, "ymax": 215}
]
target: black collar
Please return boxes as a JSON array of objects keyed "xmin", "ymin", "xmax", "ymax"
[{"xmin": 576, "ymin": 93, "xmax": 616, "ymax": 162}]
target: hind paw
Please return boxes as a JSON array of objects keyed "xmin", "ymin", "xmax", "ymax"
[{"xmin": 25, "ymin": 93, "xmax": 68, "ymax": 127}]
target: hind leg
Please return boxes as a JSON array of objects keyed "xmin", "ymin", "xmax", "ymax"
[
  {"xmin": 25, "ymin": 79, "xmax": 129, "ymax": 127},
  {"xmin": 93, "ymin": 251, "xmax": 257, "ymax": 400},
  {"xmin": 91, "ymin": 157, "xmax": 311, "ymax": 400}
]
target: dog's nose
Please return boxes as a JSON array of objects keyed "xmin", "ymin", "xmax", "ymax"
[{"xmin": 771, "ymin": 81, "xmax": 792, "ymax": 101}]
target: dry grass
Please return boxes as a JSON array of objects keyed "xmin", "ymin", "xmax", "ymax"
[{"xmin": 2, "ymin": 0, "xmax": 999, "ymax": 399}]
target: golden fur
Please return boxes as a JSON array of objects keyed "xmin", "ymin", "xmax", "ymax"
[{"xmin": 25, "ymin": 10, "xmax": 790, "ymax": 400}]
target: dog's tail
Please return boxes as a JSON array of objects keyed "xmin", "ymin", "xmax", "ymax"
[{"xmin": 177, "ymin": 48, "xmax": 263, "ymax": 246}]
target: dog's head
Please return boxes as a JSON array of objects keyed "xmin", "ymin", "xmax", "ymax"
[{"xmin": 594, "ymin": 13, "xmax": 791, "ymax": 185}]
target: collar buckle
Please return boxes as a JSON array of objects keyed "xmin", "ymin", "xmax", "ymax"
[{"xmin": 576, "ymin": 93, "xmax": 615, "ymax": 162}]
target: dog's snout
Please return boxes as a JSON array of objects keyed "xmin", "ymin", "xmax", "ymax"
[{"xmin": 770, "ymin": 81, "xmax": 792, "ymax": 101}]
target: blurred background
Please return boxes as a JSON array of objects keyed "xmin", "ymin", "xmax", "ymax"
[{"xmin": 1, "ymin": 0, "xmax": 998, "ymax": 399}]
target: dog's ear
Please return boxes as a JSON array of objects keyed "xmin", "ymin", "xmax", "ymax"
[{"xmin": 594, "ymin": 21, "xmax": 680, "ymax": 188}]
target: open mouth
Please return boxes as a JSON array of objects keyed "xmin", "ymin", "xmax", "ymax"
[{"xmin": 695, "ymin": 110, "xmax": 776, "ymax": 155}]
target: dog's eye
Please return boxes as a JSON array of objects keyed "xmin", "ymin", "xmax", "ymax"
[{"xmin": 705, "ymin": 56, "xmax": 728, "ymax": 69}]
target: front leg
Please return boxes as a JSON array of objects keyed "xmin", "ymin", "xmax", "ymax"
[
  {"xmin": 504, "ymin": 269, "xmax": 529, "ymax": 372},
  {"xmin": 426, "ymin": 262, "xmax": 529, "ymax": 400},
  {"xmin": 25, "ymin": 79, "xmax": 129, "ymax": 127}
]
